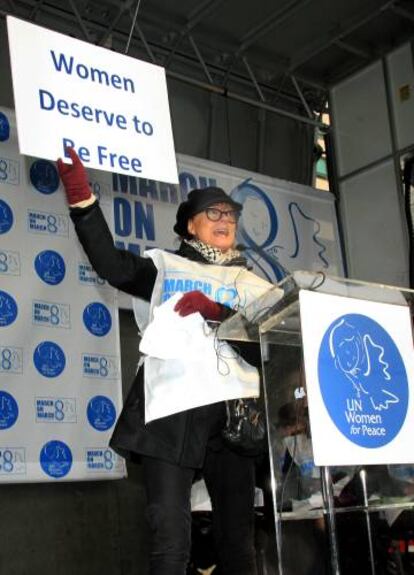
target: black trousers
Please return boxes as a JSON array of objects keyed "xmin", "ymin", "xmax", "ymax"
[{"xmin": 142, "ymin": 443, "xmax": 258, "ymax": 575}]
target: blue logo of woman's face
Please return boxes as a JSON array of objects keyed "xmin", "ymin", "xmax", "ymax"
[
  {"xmin": 34, "ymin": 250, "xmax": 66, "ymax": 285},
  {"xmin": 83, "ymin": 303, "xmax": 112, "ymax": 337},
  {"xmin": 30, "ymin": 160, "xmax": 60, "ymax": 194},
  {"xmin": 0, "ymin": 200, "xmax": 14, "ymax": 235},
  {"xmin": 0, "ymin": 391, "xmax": 19, "ymax": 429},
  {"xmin": 33, "ymin": 341, "xmax": 66, "ymax": 378},
  {"xmin": 40, "ymin": 440, "xmax": 72, "ymax": 478},
  {"xmin": 87, "ymin": 395, "xmax": 116, "ymax": 431},
  {"xmin": 0, "ymin": 290, "xmax": 18, "ymax": 327},
  {"xmin": 318, "ymin": 313, "xmax": 409, "ymax": 448}
]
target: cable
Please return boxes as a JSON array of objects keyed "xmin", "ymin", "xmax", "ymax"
[
  {"xmin": 225, "ymin": 95, "xmax": 233, "ymax": 166},
  {"xmin": 125, "ymin": 0, "xmax": 143, "ymax": 55}
]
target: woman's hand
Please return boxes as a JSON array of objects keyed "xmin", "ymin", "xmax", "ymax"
[
  {"xmin": 57, "ymin": 147, "xmax": 92, "ymax": 206},
  {"xmin": 174, "ymin": 290, "xmax": 223, "ymax": 321}
]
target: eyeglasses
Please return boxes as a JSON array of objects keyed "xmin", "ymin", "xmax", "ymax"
[{"xmin": 204, "ymin": 207, "xmax": 240, "ymax": 223}]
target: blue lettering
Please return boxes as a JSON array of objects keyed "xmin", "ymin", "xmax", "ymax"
[
  {"xmin": 112, "ymin": 174, "xmax": 138, "ymax": 196},
  {"xmin": 179, "ymin": 172, "xmax": 197, "ymax": 200},
  {"xmin": 114, "ymin": 198, "xmax": 131, "ymax": 237},
  {"xmin": 139, "ymin": 180, "xmax": 158, "ymax": 200},
  {"xmin": 50, "ymin": 50, "xmax": 135, "ymax": 93},
  {"xmin": 112, "ymin": 175, "xmax": 178, "ymax": 205},
  {"xmin": 164, "ymin": 279, "xmax": 175, "ymax": 292},
  {"xmin": 159, "ymin": 182, "xmax": 179, "ymax": 204},
  {"xmin": 134, "ymin": 201, "xmax": 155, "ymax": 241},
  {"xmin": 39, "ymin": 89, "xmax": 54, "ymax": 111},
  {"xmin": 50, "ymin": 50, "xmax": 74, "ymax": 74},
  {"xmin": 199, "ymin": 176, "xmax": 217, "ymax": 188},
  {"xmin": 178, "ymin": 173, "xmax": 218, "ymax": 200},
  {"xmin": 63, "ymin": 139, "xmax": 75, "ymax": 156},
  {"xmin": 77, "ymin": 63, "xmax": 88, "ymax": 79}
]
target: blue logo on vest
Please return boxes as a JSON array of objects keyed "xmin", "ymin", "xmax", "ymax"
[
  {"xmin": 318, "ymin": 314, "xmax": 409, "ymax": 448},
  {"xmin": 33, "ymin": 341, "xmax": 66, "ymax": 378},
  {"xmin": 83, "ymin": 302, "xmax": 112, "ymax": 337},
  {"xmin": 0, "ymin": 113, "xmax": 10, "ymax": 142},
  {"xmin": 87, "ymin": 395, "xmax": 116, "ymax": 431},
  {"xmin": 0, "ymin": 290, "xmax": 18, "ymax": 327},
  {"xmin": 0, "ymin": 200, "xmax": 13, "ymax": 234},
  {"xmin": 215, "ymin": 286, "xmax": 238, "ymax": 308},
  {"xmin": 40, "ymin": 440, "xmax": 72, "ymax": 478},
  {"xmin": 0, "ymin": 391, "xmax": 18, "ymax": 429},
  {"xmin": 30, "ymin": 160, "xmax": 60, "ymax": 194},
  {"xmin": 34, "ymin": 250, "xmax": 66, "ymax": 285}
]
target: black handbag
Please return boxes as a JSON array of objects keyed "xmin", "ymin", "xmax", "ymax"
[{"xmin": 222, "ymin": 398, "xmax": 267, "ymax": 456}]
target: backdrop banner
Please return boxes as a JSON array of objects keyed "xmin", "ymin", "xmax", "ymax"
[
  {"xmin": 0, "ymin": 108, "xmax": 125, "ymax": 482},
  {"xmin": 0, "ymin": 106, "xmax": 343, "ymax": 482}
]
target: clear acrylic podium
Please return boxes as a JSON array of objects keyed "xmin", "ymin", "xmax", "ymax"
[{"xmin": 218, "ymin": 271, "xmax": 414, "ymax": 575}]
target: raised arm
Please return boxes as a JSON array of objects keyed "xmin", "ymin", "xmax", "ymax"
[{"xmin": 58, "ymin": 148, "xmax": 157, "ymax": 301}]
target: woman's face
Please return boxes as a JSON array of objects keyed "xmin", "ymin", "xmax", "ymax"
[
  {"xmin": 187, "ymin": 202, "xmax": 238, "ymax": 252},
  {"xmin": 337, "ymin": 337, "xmax": 360, "ymax": 372}
]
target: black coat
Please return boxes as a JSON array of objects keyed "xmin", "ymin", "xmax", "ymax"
[{"xmin": 71, "ymin": 202, "xmax": 261, "ymax": 468}]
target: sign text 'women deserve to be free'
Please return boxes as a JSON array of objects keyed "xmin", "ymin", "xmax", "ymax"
[{"xmin": 7, "ymin": 16, "xmax": 178, "ymax": 184}]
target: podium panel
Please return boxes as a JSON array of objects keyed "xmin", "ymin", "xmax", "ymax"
[{"xmin": 219, "ymin": 272, "xmax": 414, "ymax": 575}]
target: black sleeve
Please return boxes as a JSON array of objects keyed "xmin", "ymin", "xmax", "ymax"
[{"xmin": 70, "ymin": 201, "xmax": 157, "ymax": 301}]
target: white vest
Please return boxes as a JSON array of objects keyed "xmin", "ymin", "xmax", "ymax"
[{"xmin": 134, "ymin": 249, "xmax": 273, "ymax": 423}]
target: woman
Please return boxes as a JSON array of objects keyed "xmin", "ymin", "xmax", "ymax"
[{"xmin": 58, "ymin": 148, "xmax": 261, "ymax": 575}]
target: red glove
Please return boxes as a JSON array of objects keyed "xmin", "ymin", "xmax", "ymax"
[
  {"xmin": 174, "ymin": 291, "xmax": 223, "ymax": 321},
  {"xmin": 57, "ymin": 147, "xmax": 92, "ymax": 205}
]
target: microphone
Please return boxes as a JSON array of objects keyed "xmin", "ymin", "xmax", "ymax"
[{"xmin": 234, "ymin": 243, "xmax": 254, "ymax": 269}]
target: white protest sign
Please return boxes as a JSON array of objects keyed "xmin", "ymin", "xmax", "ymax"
[
  {"xmin": 6, "ymin": 16, "xmax": 178, "ymax": 184},
  {"xmin": 300, "ymin": 290, "xmax": 414, "ymax": 466}
]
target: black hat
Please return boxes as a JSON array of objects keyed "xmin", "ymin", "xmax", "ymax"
[{"xmin": 174, "ymin": 187, "xmax": 242, "ymax": 239}]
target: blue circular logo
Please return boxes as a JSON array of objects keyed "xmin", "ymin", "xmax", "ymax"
[
  {"xmin": 87, "ymin": 395, "xmax": 116, "ymax": 431},
  {"xmin": 34, "ymin": 250, "xmax": 66, "ymax": 285},
  {"xmin": 0, "ymin": 113, "xmax": 10, "ymax": 141},
  {"xmin": 33, "ymin": 341, "xmax": 66, "ymax": 378},
  {"xmin": 83, "ymin": 302, "xmax": 112, "ymax": 337},
  {"xmin": 40, "ymin": 440, "xmax": 72, "ymax": 478},
  {"xmin": 318, "ymin": 314, "xmax": 409, "ymax": 448},
  {"xmin": 0, "ymin": 391, "xmax": 18, "ymax": 429},
  {"xmin": 30, "ymin": 160, "xmax": 60, "ymax": 194},
  {"xmin": 0, "ymin": 290, "xmax": 18, "ymax": 327},
  {"xmin": 0, "ymin": 200, "xmax": 13, "ymax": 234}
]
